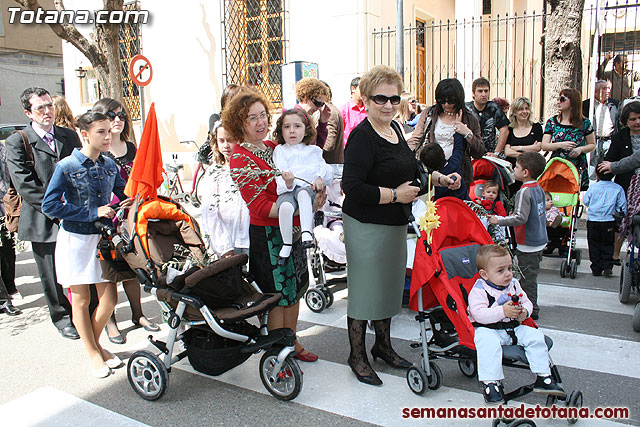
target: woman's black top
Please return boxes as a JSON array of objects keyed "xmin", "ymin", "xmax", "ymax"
[
  {"xmin": 505, "ymin": 122, "xmax": 543, "ymax": 166},
  {"xmin": 605, "ymin": 127, "xmax": 634, "ymax": 195},
  {"xmin": 342, "ymin": 118, "xmax": 418, "ymax": 225}
]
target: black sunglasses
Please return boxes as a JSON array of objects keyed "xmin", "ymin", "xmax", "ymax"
[
  {"xmin": 312, "ymin": 99, "xmax": 325, "ymax": 108},
  {"xmin": 106, "ymin": 110, "xmax": 127, "ymax": 120},
  {"xmin": 437, "ymin": 98, "xmax": 457, "ymax": 105},
  {"xmin": 370, "ymin": 94, "xmax": 401, "ymax": 105},
  {"xmin": 558, "ymin": 96, "xmax": 568, "ymax": 103}
]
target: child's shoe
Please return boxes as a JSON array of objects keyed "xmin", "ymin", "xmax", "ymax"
[
  {"xmin": 482, "ymin": 382, "xmax": 504, "ymax": 404},
  {"xmin": 533, "ymin": 375, "xmax": 565, "ymax": 396},
  {"xmin": 277, "ymin": 243, "xmax": 292, "ymax": 266},
  {"xmin": 301, "ymin": 231, "xmax": 315, "ymax": 249}
]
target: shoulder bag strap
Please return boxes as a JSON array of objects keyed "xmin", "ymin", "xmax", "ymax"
[{"xmin": 16, "ymin": 130, "xmax": 35, "ymax": 169}]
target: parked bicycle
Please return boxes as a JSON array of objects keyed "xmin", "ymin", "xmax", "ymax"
[{"xmin": 161, "ymin": 140, "xmax": 208, "ymax": 208}]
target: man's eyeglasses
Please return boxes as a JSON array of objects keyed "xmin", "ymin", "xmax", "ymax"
[
  {"xmin": 558, "ymin": 95, "xmax": 568, "ymax": 103},
  {"xmin": 437, "ymin": 98, "xmax": 456, "ymax": 105},
  {"xmin": 246, "ymin": 111, "xmax": 268, "ymax": 124},
  {"xmin": 370, "ymin": 94, "xmax": 401, "ymax": 105},
  {"xmin": 32, "ymin": 103, "xmax": 54, "ymax": 113},
  {"xmin": 312, "ymin": 99, "xmax": 325, "ymax": 108},
  {"xmin": 106, "ymin": 110, "xmax": 127, "ymax": 121}
]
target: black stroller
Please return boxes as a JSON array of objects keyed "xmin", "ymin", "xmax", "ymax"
[{"xmin": 97, "ymin": 196, "xmax": 303, "ymax": 401}]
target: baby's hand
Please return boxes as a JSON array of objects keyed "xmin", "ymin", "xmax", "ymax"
[
  {"xmin": 516, "ymin": 308, "xmax": 529, "ymax": 323},
  {"xmin": 503, "ymin": 301, "xmax": 521, "ymax": 319},
  {"xmin": 281, "ymin": 171, "xmax": 295, "ymax": 188},
  {"xmin": 488, "ymin": 215, "xmax": 500, "ymax": 225}
]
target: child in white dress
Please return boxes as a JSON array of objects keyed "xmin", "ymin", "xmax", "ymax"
[
  {"xmin": 272, "ymin": 108, "xmax": 333, "ymax": 264},
  {"xmin": 201, "ymin": 124, "xmax": 250, "ymax": 258}
]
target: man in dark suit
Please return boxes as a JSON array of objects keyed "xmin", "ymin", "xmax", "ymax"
[
  {"xmin": 5, "ymin": 87, "xmax": 81, "ymax": 339},
  {"xmin": 582, "ymin": 80, "xmax": 620, "ymax": 173}
]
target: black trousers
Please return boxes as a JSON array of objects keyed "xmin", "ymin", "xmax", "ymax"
[
  {"xmin": 0, "ymin": 229, "xmax": 16, "ymax": 295},
  {"xmin": 31, "ymin": 241, "xmax": 73, "ymax": 329},
  {"xmin": 587, "ymin": 220, "xmax": 615, "ymax": 274}
]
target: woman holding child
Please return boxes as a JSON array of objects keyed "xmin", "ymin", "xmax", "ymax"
[
  {"xmin": 343, "ymin": 65, "xmax": 462, "ymax": 385},
  {"xmin": 225, "ymin": 89, "xmax": 324, "ymax": 363}
]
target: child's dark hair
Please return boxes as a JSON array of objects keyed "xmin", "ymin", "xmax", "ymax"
[
  {"xmin": 75, "ymin": 111, "xmax": 110, "ymax": 131},
  {"xmin": 476, "ymin": 244, "xmax": 510, "ymax": 271},
  {"xmin": 272, "ymin": 108, "xmax": 317, "ymax": 145},
  {"xmin": 419, "ymin": 143, "xmax": 446, "ymax": 171},
  {"xmin": 516, "ymin": 152, "xmax": 546, "ymax": 179},
  {"xmin": 483, "ymin": 180, "xmax": 499, "ymax": 192},
  {"xmin": 544, "ymin": 191, "xmax": 552, "ymax": 199},
  {"xmin": 595, "ymin": 162, "xmax": 613, "ymax": 181}
]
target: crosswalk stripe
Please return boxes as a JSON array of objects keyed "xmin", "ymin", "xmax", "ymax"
[
  {"xmin": 174, "ymin": 355, "xmax": 626, "ymax": 426},
  {"xmin": 298, "ymin": 288, "xmax": 640, "ymax": 380}
]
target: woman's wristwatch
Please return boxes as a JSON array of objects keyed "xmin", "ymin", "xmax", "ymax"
[
  {"xmin": 465, "ymin": 131, "xmax": 473, "ymax": 140},
  {"xmin": 391, "ymin": 188, "xmax": 398, "ymax": 203}
]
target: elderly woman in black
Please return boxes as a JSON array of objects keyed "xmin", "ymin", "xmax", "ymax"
[{"xmin": 343, "ymin": 65, "xmax": 461, "ymax": 386}]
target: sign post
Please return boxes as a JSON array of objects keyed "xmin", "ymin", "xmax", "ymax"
[{"xmin": 128, "ymin": 54, "xmax": 153, "ymax": 127}]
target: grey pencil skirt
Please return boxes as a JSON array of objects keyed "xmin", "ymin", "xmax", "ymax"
[{"xmin": 343, "ymin": 213, "xmax": 407, "ymax": 320}]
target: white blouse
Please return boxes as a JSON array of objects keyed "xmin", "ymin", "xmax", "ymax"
[
  {"xmin": 433, "ymin": 117, "xmax": 456, "ymax": 160},
  {"xmin": 272, "ymin": 143, "xmax": 334, "ymax": 195},
  {"xmin": 200, "ymin": 164, "xmax": 250, "ymax": 257}
]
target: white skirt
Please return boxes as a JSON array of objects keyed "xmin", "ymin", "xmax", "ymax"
[{"xmin": 55, "ymin": 228, "xmax": 107, "ymax": 288}]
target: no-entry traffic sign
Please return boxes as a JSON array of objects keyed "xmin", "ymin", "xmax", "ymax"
[{"xmin": 129, "ymin": 54, "xmax": 153, "ymax": 87}]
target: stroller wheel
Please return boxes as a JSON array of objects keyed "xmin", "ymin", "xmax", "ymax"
[
  {"xmin": 620, "ymin": 262, "xmax": 633, "ymax": 303},
  {"xmin": 546, "ymin": 394, "xmax": 558, "ymax": 407},
  {"xmin": 560, "ymin": 260, "xmax": 567, "ymax": 278},
  {"xmin": 633, "ymin": 302, "xmax": 640, "ymax": 332},
  {"xmin": 406, "ymin": 366, "xmax": 428, "ymax": 395},
  {"xmin": 259, "ymin": 348, "xmax": 303, "ymax": 401},
  {"xmin": 127, "ymin": 350, "xmax": 169, "ymax": 401},
  {"xmin": 566, "ymin": 390, "xmax": 584, "ymax": 424},
  {"xmin": 506, "ymin": 420, "xmax": 537, "ymax": 427},
  {"xmin": 305, "ymin": 288, "xmax": 327, "ymax": 313},
  {"xmin": 569, "ymin": 260, "xmax": 577, "ymax": 279},
  {"xmin": 427, "ymin": 361, "xmax": 443, "ymax": 390},
  {"xmin": 458, "ymin": 359, "xmax": 477, "ymax": 378},
  {"xmin": 323, "ymin": 289, "xmax": 334, "ymax": 308}
]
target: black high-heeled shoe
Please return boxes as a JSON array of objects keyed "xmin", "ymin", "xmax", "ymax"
[
  {"xmin": 348, "ymin": 355, "xmax": 383, "ymax": 386},
  {"xmin": 277, "ymin": 243, "xmax": 292, "ymax": 265},
  {"xmin": 371, "ymin": 344, "xmax": 412, "ymax": 369}
]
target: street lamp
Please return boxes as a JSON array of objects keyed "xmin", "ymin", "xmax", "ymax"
[{"xmin": 75, "ymin": 67, "xmax": 87, "ymax": 79}]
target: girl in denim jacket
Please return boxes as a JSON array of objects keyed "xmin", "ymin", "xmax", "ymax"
[{"xmin": 42, "ymin": 111, "xmax": 130, "ymax": 379}]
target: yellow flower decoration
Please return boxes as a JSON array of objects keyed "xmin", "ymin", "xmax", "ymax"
[{"xmin": 418, "ymin": 200, "xmax": 441, "ymax": 244}]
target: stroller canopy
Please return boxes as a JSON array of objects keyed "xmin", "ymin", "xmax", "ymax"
[
  {"xmin": 410, "ymin": 197, "xmax": 493, "ymax": 349},
  {"xmin": 538, "ymin": 157, "xmax": 580, "ymax": 197}
]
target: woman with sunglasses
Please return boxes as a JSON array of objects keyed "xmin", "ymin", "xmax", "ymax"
[
  {"xmin": 294, "ymin": 77, "xmax": 331, "ymax": 147},
  {"xmin": 395, "ymin": 92, "xmax": 418, "ymax": 133},
  {"xmin": 541, "ymin": 89, "xmax": 596, "ymax": 191},
  {"xmin": 342, "ymin": 66, "xmax": 461, "ymax": 386},
  {"xmin": 407, "ymin": 78, "xmax": 484, "ymax": 187},
  {"xmin": 91, "ymin": 98, "xmax": 160, "ymax": 344}
]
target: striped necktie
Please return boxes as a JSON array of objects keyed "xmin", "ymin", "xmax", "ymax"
[{"xmin": 43, "ymin": 133, "xmax": 55, "ymax": 152}]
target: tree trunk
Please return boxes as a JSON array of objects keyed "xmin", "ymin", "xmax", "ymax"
[
  {"xmin": 15, "ymin": 0, "xmax": 124, "ymax": 101},
  {"xmin": 543, "ymin": 0, "xmax": 586, "ymax": 121}
]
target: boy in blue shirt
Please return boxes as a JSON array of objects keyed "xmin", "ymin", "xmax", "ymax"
[{"xmin": 584, "ymin": 165, "xmax": 627, "ymax": 277}]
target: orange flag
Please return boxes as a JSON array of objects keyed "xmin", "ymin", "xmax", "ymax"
[{"xmin": 124, "ymin": 103, "xmax": 165, "ymax": 199}]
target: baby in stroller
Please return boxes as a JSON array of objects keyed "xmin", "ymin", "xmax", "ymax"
[{"xmin": 469, "ymin": 244, "xmax": 565, "ymax": 404}]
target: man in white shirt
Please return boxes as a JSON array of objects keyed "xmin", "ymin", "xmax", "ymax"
[{"xmin": 582, "ymin": 80, "xmax": 620, "ymax": 173}]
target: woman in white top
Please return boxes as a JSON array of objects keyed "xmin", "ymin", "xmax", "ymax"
[{"xmin": 201, "ymin": 124, "xmax": 250, "ymax": 258}]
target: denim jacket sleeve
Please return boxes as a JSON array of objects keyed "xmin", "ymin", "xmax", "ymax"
[{"xmin": 42, "ymin": 165, "xmax": 98, "ymax": 222}]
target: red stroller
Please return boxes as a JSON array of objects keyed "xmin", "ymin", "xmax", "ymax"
[{"xmin": 407, "ymin": 198, "xmax": 583, "ymax": 413}]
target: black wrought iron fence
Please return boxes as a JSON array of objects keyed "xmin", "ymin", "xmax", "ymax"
[
  {"xmin": 373, "ymin": 1, "xmax": 640, "ymax": 119},
  {"xmin": 119, "ymin": 1, "xmax": 141, "ymax": 121}
]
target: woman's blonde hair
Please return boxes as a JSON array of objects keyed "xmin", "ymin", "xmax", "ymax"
[
  {"xmin": 509, "ymin": 97, "xmax": 535, "ymax": 127},
  {"xmin": 52, "ymin": 95, "xmax": 75, "ymax": 129},
  {"xmin": 358, "ymin": 65, "xmax": 404, "ymax": 99},
  {"xmin": 395, "ymin": 92, "xmax": 415, "ymax": 123}
]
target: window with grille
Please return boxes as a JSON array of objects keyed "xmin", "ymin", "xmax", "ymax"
[
  {"xmin": 119, "ymin": 1, "xmax": 141, "ymax": 120},
  {"xmin": 222, "ymin": 0, "xmax": 287, "ymax": 108},
  {"xmin": 483, "ymin": 0, "xmax": 491, "ymax": 15},
  {"xmin": 600, "ymin": 31, "xmax": 640, "ymax": 54}
]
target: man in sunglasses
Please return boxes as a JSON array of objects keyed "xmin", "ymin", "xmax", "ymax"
[
  {"xmin": 465, "ymin": 77, "xmax": 510, "ymax": 158},
  {"xmin": 295, "ymin": 77, "xmax": 331, "ymax": 148},
  {"xmin": 5, "ymin": 87, "xmax": 82, "ymax": 339}
]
